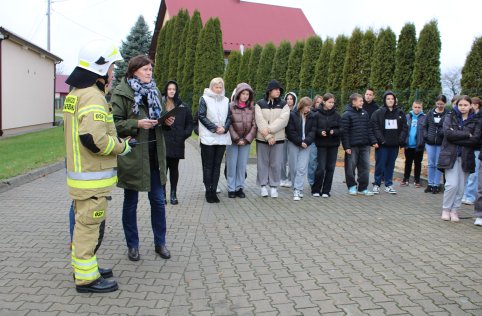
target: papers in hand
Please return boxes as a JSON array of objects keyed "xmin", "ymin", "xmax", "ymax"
[{"xmin": 158, "ymin": 105, "xmax": 184, "ymax": 124}]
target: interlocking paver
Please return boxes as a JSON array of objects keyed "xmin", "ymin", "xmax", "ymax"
[{"xmin": 1, "ymin": 141, "xmax": 482, "ymax": 314}]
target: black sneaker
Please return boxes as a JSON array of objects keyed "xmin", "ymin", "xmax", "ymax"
[
  {"xmin": 76, "ymin": 277, "xmax": 118, "ymax": 293},
  {"xmin": 235, "ymin": 189, "xmax": 246, "ymax": 198},
  {"xmin": 228, "ymin": 191, "xmax": 236, "ymax": 198},
  {"xmin": 424, "ymin": 185, "xmax": 433, "ymax": 193}
]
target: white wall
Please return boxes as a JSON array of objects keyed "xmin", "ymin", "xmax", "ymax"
[{"xmin": 1, "ymin": 40, "xmax": 54, "ymax": 132}]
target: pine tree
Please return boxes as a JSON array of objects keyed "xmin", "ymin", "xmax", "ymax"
[
  {"xmin": 341, "ymin": 28, "xmax": 365, "ymax": 104},
  {"xmin": 180, "ymin": 10, "xmax": 202, "ymax": 105},
  {"xmin": 213, "ymin": 18, "xmax": 226, "ymax": 75},
  {"xmin": 224, "ymin": 50, "xmax": 242, "ymax": 96},
  {"xmin": 394, "ymin": 23, "xmax": 417, "ymax": 110},
  {"xmin": 286, "ymin": 40, "xmax": 305, "ymax": 93},
  {"xmin": 327, "ymin": 35, "xmax": 349, "ymax": 105},
  {"xmin": 161, "ymin": 16, "xmax": 176, "ymax": 86},
  {"xmin": 410, "ymin": 20, "xmax": 442, "ymax": 106},
  {"xmin": 176, "ymin": 11, "xmax": 191, "ymax": 84},
  {"xmin": 461, "ymin": 37, "xmax": 482, "ymax": 96},
  {"xmin": 247, "ymin": 45, "xmax": 263, "ymax": 91},
  {"xmin": 192, "ymin": 18, "xmax": 225, "ymax": 112},
  {"xmin": 255, "ymin": 43, "xmax": 277, "ymax": 95},
  {"xmin": 114, "ymin": 15, "xmax": 152, "ymax": 87},
  {"xmin": 237, "ymin": 48, "xmax": 252, "ymax": 84},
  {"xmin": 359, "ymin": 29, "xmax": 376, "ymax": 91},
  {"xmin": 270, "ymin": 41, "xmax": 291, "ymax": 89},
  {"xmin": 369, "ymin": 27, "xmax": 397, "ymax": 97},
  {"xmin": 153, "ymin": 21, "xmax": 169, "ymax": 87},
  {"xmin": 299, "ymin": 36, "xmax": 323, "ymax": 97},
  {"xmin": 167, "ymin": 10, "xmax": 189, "ymax": 81},
  {"xmin": 312, "ymin": 37, "xmax": 334, "ymax": 94}
]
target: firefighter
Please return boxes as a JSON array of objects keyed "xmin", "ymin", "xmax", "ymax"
[{"xmin": 63, "ymin": 39, "xmax": 131, "ymax": 293}]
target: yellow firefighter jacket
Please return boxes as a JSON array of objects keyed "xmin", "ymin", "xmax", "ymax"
[{"xmin": 63, "ymin": 85, "xmax": 127, "ymax": 200}]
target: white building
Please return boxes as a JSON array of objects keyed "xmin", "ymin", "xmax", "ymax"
[{"xmin": 0, "ymin": 27, "xmax": 62, "ymax": 137}]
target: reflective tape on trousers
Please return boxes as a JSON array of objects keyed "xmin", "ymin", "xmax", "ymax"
[{"xmin": 67, "ymin": 169, "xmax": 117, "ymax": 181}]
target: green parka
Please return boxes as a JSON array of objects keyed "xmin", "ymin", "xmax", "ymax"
[{"xmin": 111, "ymin": 78, "xmax": 167, "ymax": 191}]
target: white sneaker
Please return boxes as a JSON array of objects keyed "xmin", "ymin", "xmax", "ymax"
[
  {"xmin": 321, "ymin": 193, "xmax": 329, "ymax": 198},
  {"xmin": 462, "ymin": 199, "xmax": 474, "ymax": 205},
  {"xmin": 372, "ymin": 185, "xmax": 380, "ymax": 194},
  {"xmin": 270, "ymin": 187, "xmax": 278, "ymax": 198},
  {"xmin": 384, "ymin": 186, "xmax": 397, "ymax": 194},
  {"xmin": 260, "ymin": 186, "xmax": 268, "ymax": 197},
  {"xmin": 299, "ymin": 191, "xmax": 303, "ymax": 198},
  {"xmin": 280, "ymin": 180, "xmax": 292, "ymax": 188},
  {"xmin": 216, "ymin": 186, "xmax": 222, "ymax": 193},
  {"xmin": 475, "ymin": 218, "xmax": 482, "ymax": 226},
  {"xmin": 312, "ymin": 193, "xmax": 320, "ymax": 197},
  {"xmin": 293, "ymin": 190, "xmax": 300, "ymax": 201}
]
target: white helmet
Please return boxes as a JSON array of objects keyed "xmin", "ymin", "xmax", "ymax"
[{"xmin": 77, "ymin": 39, "xmax": 123, "ymax": 76}]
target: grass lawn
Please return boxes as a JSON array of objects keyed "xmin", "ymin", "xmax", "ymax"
[{"xmin": 0, "ymin": 127, "xmax": 65, "ymax": 180}]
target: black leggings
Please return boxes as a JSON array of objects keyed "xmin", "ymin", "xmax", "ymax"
[
  {"xmin": 166, "ymin": 157, "xmax": 180, "ymax": 190},
  {"xmin": 200, "ymin": 144, "xmax": 226, "ymax": 189}
]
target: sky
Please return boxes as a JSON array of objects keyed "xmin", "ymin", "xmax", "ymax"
[{"xmin": 1, "ymin": 0, "xmax": 481, "ymax": 74}]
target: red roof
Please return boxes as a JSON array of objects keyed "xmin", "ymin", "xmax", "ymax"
[
  {"xmin": 55, "ymin": 74, "xmax": 70, "ymax": 94},
  {"xmin": 150, "ymin": 0, "xmax": 315, "ymax": 57}
]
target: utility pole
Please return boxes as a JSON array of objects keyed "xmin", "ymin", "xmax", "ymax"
[{"xmin": 47, "ymin": 0, "xmax": 51, "ymax": 51}]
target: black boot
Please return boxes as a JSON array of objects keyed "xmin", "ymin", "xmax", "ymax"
[
  {"xmin": 170, "ymin": 190, "xmax": 178, "ymax": 205},
  {"xmin": 205, "ymin": 186, "xmax": 215, "ymax": 203},
  {"xmin": 212, "ymin": 185, "xmax": 220, "ymax": 203},
  {"xmin": 76, "ymin": 277, "xmax": 118, "ymax": 293},
  {"xmin": 424, "ymin": 185, "xmax": 433, "ymax": 193}
]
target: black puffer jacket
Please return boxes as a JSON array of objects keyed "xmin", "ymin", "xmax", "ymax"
[
  {"xmin": 161, "ymin": 81, "xmax": 194, "ymax": 159},
  {"xmin": 341, "ymin": 106, "xmax": 376, "ymax": 149},
  {"xmin": 437, "ymin": 109, "xmax": 480, "ymax": 172},
  {"xmin": 285, "ymin": 110, "xmax": 316, "ymax": 147},
  {"xmin": 314, "ymin": 107, "xmax": 342, "ymax": 147},
  {"xmin": 423, "ymin": 108, "xmax": 448, "ymax": 145}
]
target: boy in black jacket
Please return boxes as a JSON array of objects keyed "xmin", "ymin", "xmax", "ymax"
[{"xmin": 341, "ymin": 93, "xmax": 378, "ymax": 196}]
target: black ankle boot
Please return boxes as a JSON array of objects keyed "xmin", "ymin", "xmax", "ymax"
[
  {"xmin": 170, "ymin": 190, "xmax": 178, "ymax": 205},
  {"xmin": 212, "ymin": 189, "xmax": 220, "ymax": 203},
  {"xmin": 205, "ymin": 186, "xmax": 215, "ymax": 203}
]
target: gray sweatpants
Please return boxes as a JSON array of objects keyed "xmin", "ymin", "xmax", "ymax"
[
  {"xmin": 288, "ymin": 141, "xmax": 310, "ymax": 191},
  {"xmin": 256, "ymin": 141, "xmax": 284, "ymax": 187},
  {"xmin": 442, "ymin": 158, "xmax": 468, "ymax": 212}
]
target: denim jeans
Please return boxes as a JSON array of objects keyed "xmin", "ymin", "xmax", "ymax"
[
  {"xmin": 344, "ymin": 146, "xmax": 370, "ymax": 191},
  {"xmin": 122, "ymin": 168, "xmax": 166, "ymax": 248},
  {"xmin": 280, "ymin": 140, "xmax": 290, "ymax": 181},
  {"xmin": 307, "ymin": 143, "xmax": 317, "ymax": 186},
  {"xmin": 425, "ymin": 144, "xmax": 442, "ymax": 186},
  {"xmin": 226, "ymin": 144, "xmax": 250, "ymax": 192},
  {"xmin": 463, "ymin": 150, "xmax": 480, "ymax": 203},
  {"xmin": 312, "ymin": 146, "xmax": 338, "ymax": 194},
  {"xmin": 374, "ymin": 146, "xmax": 399, "ymax": 187}
]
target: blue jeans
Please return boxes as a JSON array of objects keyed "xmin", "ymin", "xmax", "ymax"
[
  {"xmin": 463, "ymin": 150, "xmax": 480, "ymax": 203},
  {"xmin": 374, "ymin": 146, "xmax": 399, "ymax": 187},
  {"xmin": 226, "ymin": 144, "xmax": 250, "ymax": 192},
  {"xmin": 307, "ymin": 143, "xmax": 317, "ymax": 186},
  {"xmin": 122, "ymin": 168, "xmax": 166, "ymax": 248},
  {"xmin": 344, "ymin": 146, "xmax": 371, "ymax": 191},
  {"xmin": 425, "ymin": 144, "xmax": 442, "ymax": 186}
]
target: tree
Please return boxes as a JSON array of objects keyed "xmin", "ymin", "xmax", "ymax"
[
  {"xmin": 327, "ymin": 35, "xmax": 349, "ymax": 105},
  {"xmin": 442, "ymin": 67, "xmax": 462, "ymax": 100},
  {"xmin": 247, "ymin": 44, "xmax": 263, "ymax": 92},
  {"xmin": 312, "ymin": 37, "xmax": 334, "ymax": 94},
  {"xmin": 213, "ymin": 18, "xmax": 226, "ymax": 74},
  {"xmin": 168, "ymin": 10, "xmax": 189, "ymax": 81},
  {"xmin": 192, "ymin": 18, "xmax": 225, "ymax": 111},
  {"xmin": 410, "ymin": 20, "xmax": 442, "ymax": 106},
  {"xmin": 237, "ymin": 48, "xmax": 252, "ymax": 84},
  {"xmin": 394, "ymin": 23, "xmax": 417, "ymax": 110},
  {"xmin": 359, "ymin": 29, "xmax": 376, "ymax": 91},
  {"xmin": 285, "ymin": 40, "xmax": 305, "ymax": 93},
  {"xmin": 153, "ymin": 21, "xmax": 168, "ymax": 87},
  {"xmin": 299, "ymin": 36, "xmax": 323, "ymax": 97},
  {"xmin": 180, "ymin": 10, "xmax": 202, "ymax": 104},
  {"xmin": 270, "ymin": 41, "xmax": 291, "ymax": 89},
  {"xmin": 341, "ymin": 28, "xmax": 365, "ymax": 104},
  {"xmin": 114, "ymin": 15, "xmax": 152, "ymax": 87},
  {"xmin": 369, "ymin": 27, "xmax": 396, "ymax": 97},
  {"xmin": 176, "ymin": 11, "xmax": 191, "ymax": 84},
  {"xmin": 255, "ymin": 43, "xmax": 277, "ymax": 95},
  {"xmin": 461, "ymin": 36, "xmax": 482, "ymax": 96},
  {"xmin": 224, "ymin": 50, "xmax": 242, "ymax": 96}
]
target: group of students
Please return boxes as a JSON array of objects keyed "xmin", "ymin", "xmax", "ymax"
[{"xmin": 196, "ymin": 80, "xmax": 482, "ymax": 227}]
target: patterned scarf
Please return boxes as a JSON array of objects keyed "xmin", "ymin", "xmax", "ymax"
[{"xmin": 127, "ymin": 77, "xmax": 162, "ymax": 119}]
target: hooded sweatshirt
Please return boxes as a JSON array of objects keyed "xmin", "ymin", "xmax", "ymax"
[
  {"xmin": 407, "ymin": 111, "xmax": 425, "ymax": 148},
  {"xmin": 284, "ymin": 92, "xmax": 298, "ymax": 111},
  {"xmin": 371, "ymin": 91, "xmax": 407, "ymax": 147}
]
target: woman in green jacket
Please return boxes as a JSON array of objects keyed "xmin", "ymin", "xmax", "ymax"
[{"xmin": 111, "ymin": 55, "xmax": 173, "ymax": 262}]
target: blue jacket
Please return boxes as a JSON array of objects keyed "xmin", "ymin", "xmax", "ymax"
[{"xmin": 406, "ymin": 111, "xmax": 426, "ymax": 151}]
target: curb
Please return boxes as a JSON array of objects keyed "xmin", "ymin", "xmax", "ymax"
[{"xmin": 0, "ymin": 161, "xmax": 65, "ymax": 194}]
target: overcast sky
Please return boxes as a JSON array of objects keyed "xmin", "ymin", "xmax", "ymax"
[{"xmin": 1, "ymin": 0, "xmax": 481, "ymax": 74}]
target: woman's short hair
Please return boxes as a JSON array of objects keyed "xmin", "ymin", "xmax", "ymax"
[
  {"xmin": 125, "ymin": 55, "xmax": 153, "ymax": 79},
  {"xmin": 297, "ymin": 97, "xmax": 312, "ymax": 112},
  {"xmin": 209, "ymin": 77, "xmax": 225, "ymax": 90}
]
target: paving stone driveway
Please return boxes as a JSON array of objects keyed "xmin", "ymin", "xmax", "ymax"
[{"xmin": 1, "ymin": 142, "xmax": 481, "ymax": 315}]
